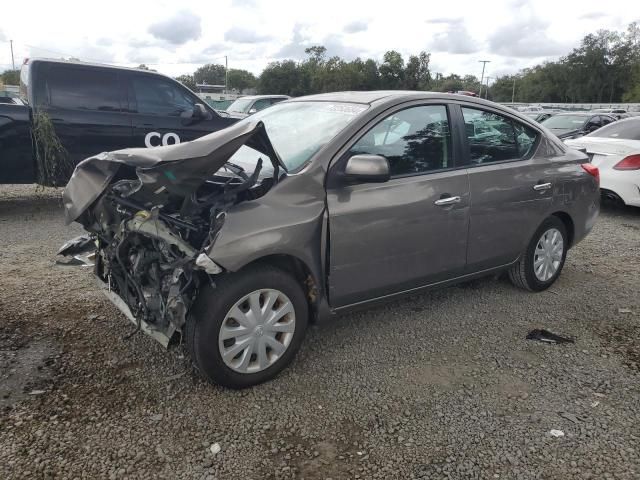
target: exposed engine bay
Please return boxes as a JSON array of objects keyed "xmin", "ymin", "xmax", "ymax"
[{"xmin": 59, "ymin": 121, "xmax": 282, "ymax": 346}]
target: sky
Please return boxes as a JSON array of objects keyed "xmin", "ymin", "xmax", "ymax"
[{"xmin": 0, "ymin": 0, "xmax": 637, "ymax": 83}]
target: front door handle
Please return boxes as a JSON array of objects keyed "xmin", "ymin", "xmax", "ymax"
[
  {"xmin": 533, "ymin": 182, "xmax": 552, "ymax": 191},
  {"xmin": 434, "ymin": 196, "xmax": 461, "ymax": 206}
]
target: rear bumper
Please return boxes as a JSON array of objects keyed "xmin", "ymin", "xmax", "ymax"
[
  {"xmin": 93, "ymin": 275, "xmax": 172, "ymax": 348},
  {"xmin": 601, "ymin": 170, "xmax": 640, "ymax": 207}
]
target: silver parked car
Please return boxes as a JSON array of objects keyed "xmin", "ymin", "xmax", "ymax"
[{"xmin": 60, "ymin": 91, "xmax": 600, "ymax": 388}]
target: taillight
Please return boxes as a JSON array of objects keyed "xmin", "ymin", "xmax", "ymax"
[
  {"xmin": 581, "ymin": 163, "xmax": 600, "ymax": 185},
  {"xmin": 613, "ymin": 154, "xmax": 640, "ymax": 170}
]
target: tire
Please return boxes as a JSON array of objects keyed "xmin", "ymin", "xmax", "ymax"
[
  {"xmin": 508, "ymin": 216, "xmax": 568, "ymax": 292},
  {"xmin": 186, "ymin": 265, "xmax": 308, "ymax": 389}
]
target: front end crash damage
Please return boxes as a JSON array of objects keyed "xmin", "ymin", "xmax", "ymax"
[{"xmin": 60, "ymin": 121, "xmax": 283, "ymax": 347}]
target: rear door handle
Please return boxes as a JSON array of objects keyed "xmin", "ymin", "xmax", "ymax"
[
  {"xmin": 533, "ymin": 182, "xmax": 552, "ymax": 191},
  {"xmin": 434, "ymin": 196, "xmax": 461, "ymax": 206}
]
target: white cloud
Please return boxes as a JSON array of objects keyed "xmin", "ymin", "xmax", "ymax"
[
  {"xmin": 344, "ymin": 20, "xmax": 368, "ymax": 34},
  {"xmin": 224, "ymin": 27, "xmax": 272, "ymax": 44},
  {"xmin": 148, "ymin": 10, "xmax": 202, "ymax": 45},
  {"xmin": 0, "ymin": 0, "xmax": 629, "ymax": 80}
]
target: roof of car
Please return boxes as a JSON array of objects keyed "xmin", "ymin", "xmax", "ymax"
[
  {"xmin": 235, "ymin": 95, "xmax": 291, "ymax": 100},
  {"xmin": 289, "ymin": 90, "xmax": 503, "ymax": 107},
  {"xmin": 554, "ymin": 112, "xmax": 597, "ymax": 116},
  {"xmin": 27, "ymin": 57, "xmax": 175, "ymax": 79}
]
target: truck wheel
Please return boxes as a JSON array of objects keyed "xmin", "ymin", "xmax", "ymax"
[
  {"xmin": 186, "ymin": 265, "xmax": 308, "ymax": 389},
  {"xmin": 508, "ymin": 216, "xmax": 568, "ymax": 292}
]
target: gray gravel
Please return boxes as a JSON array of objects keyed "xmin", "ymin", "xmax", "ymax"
[{"xmin": 1, "ymin": 184, "xmax": 639, "ymax": 479}]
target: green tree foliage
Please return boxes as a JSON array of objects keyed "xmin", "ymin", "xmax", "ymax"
[
  {"xmin": 193, "ymin": 64, "xmax": 226, "ymax": 86},
  {"xmin": 1, "ymin": 69, "xmax": 20, "ymax": 85},
  {"xmin": 490, "ymin": 22, "xmax": 640, "ymax": 103},
  {"xmin": 378, "ymin": 50, "xmax": 405, "ymax": 89},
  {"xmin": 255, "ymin": 48, "xmax": 431, "ymax": 95},
  {"xmin": 175, "ymin": 74, "xmax": 196, "ymax": 91},
  {"xmin": 227, "ymin": 69, "xmax": 257, "ymax": 92},
  {"xmin": 173, "ymin": 22, "xmax": 639, "ymax": 102}
]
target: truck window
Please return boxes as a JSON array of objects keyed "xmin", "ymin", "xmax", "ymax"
[
  {"xmin": 48, "ymin": 66, "xmax": 121, "ymax": 111},
  {"xmin": 131, "ymin": 75, "xmax": 196, "ymax": 116}
]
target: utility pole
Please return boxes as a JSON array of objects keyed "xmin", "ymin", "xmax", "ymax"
[
  {"xmin": 478, "ymin": 60, "xmax": 490, "ymax": 97},
  {"xmin": 485, "ymin": 76, "xmax": 492, "ymax": 99},
  {"xmin": 225, "ymin": 55, "xmax": 228, "ymax": 94},
  {"xmin": 10, "ymin": 40, "xmax": 15, "ymax": 71},
  {"xmin": 511, "ymin": 77, "xmax": 516, "ymax": 103}
]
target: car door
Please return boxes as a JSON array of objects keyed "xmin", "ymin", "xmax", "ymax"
[
  {"xmin": 326, "ymin": 103, "xmax": 470, "ymax": 307},
  {"xmin": 126, "ymin": 72, "xmax": 233, "ymax": 149},
  {"xmin": 458, "ymin": 104, "xmax": 552, "ymax": 271},
  {"xmin": 42, "ymin": 64, "xmax": 132, "ymax": 168}
]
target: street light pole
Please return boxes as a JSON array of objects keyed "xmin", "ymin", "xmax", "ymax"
[
  {"xmin": 10, "ymin": 40, "xmax": 15, "ymax": 71},
  {"xmin": 511, "ymin": 77, "xmax": 516, "ymax": 103},
  {"xmin": 225, "ymin": 55, "xmax": 228, "ymax": 95},
  {"xmin": 485, "ymin": 76, "xmax": 492, "ymax": 99},
  {"xmin": 478, "ymin": 60, "xmax": 490, "ymax": 97}
]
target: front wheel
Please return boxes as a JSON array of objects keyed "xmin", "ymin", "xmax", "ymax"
[
  {"xmin": 508, "ymin": 216, "xmax": 568, "ymax": 292},
  {"xmin": 186, "ymin": 265, "xmax": 308, "ymax": 388}
]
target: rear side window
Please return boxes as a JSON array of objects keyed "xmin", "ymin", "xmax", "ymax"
[
  {"xmin": 252, "ymin": 98, "xmax": 272, "ymax": 111},
  {"xmin": 48, "ymin": 66, "xmax": 120, "ymax": 111},
  {"xmin": 349, "ymin": 105, "xmax": 452, "ymax": 176},
  {"xmin": 462, "ymin": 107, "xmax": 537, "ymax": 164},
  {"xmin": 131, "ymin": 75, "xmax": 196, "ymax": 116}
]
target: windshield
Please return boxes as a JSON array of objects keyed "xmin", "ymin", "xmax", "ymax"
[
  {"xmin": 587, "ymin": 119, "xmax": 640, "ymax": 140},
  {"xmin": 227, "ymin": 98, "xmax": 254, "ymax": 113},
  {"xmin": 542, "ymin": 115, "xmax": 587, "ymax": 129},
  {"xmin": 228, "ymin": 101, "xmax": 369, "ymax": 172}
]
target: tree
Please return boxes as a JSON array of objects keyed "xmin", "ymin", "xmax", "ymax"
[
  {"xmin": 227, "ymin": 69, "xmax": 257, "ymax": 93},
  {"xmin": 1, "ymin": 69, "xmax": 20, "ymax": 85},
  {"xmin": 193, "ymin": 64, "xmax": 226, "ymax": 86},
  {"xmin": 136, "ymin": 64, "xmax": 157, "ymax": 72},
  {"xmin": 379, "ymin": 51, "xmax": 405, "ymax": 89},
  {"xmin": 258, "ymin": 60, "xmax": 306, "ymax": 96},
  {"xmin": 175, "ymin": 74, "xmax": 196, "ymax": 91},
  {"xmin": 404, "ymin": 52, "xmax": 431, "ymax": 90}
]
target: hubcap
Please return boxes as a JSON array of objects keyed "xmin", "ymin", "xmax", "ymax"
[
  {"xmin": 533, "ymin": 228, "xmax": 564, "ymax": 282},
  {"xmin": 218, "ymin": 289, "xmax": 295, "ymax": 374}
]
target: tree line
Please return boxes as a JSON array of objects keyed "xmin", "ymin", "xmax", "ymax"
[
  {"xmin": 2, "ymin": 22, "xmax": 638, "ymax": 102},
  {"xmin": 177, "ymin": 22, "xmax": 639, "ymax": 103}
]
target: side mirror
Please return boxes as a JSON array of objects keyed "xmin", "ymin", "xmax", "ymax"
[
  {"xmin": 248, "ymin": 108, "xmax": 258, "ymax": 114},
  {"xmin": 195, "ymin": 103, "xmax": 208, "ymax": 118},
  {"xmin": 343, "ymin": 155, "xmax": 390, "ymax": 183}
]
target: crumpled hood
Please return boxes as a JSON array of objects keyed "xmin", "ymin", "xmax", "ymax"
[{"xmin": 63, "ymin": 120, "xmax": 281, "ymax": 224}]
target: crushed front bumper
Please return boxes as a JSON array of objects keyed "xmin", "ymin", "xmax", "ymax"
[{"xmin": 93, "ymin": 275, "xmax": 174, "ymax": 348}]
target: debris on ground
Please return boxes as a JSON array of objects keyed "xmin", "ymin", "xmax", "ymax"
[
  {"xmin": 526, "ymin": 329, "xmax": 575, "ymax": 344},
  {"xmin": 549, "ymin": 429, "xmax": 565, "ymax": 438}
]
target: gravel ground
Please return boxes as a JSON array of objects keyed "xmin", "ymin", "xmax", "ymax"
[{"xmin": 1, "ymin": 184, "xmax": 639, "ymax": 480}]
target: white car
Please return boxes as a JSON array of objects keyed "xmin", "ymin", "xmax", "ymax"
[{"xmin": 566, "ymin": 117, "xmax": 640, "ymax": 207}]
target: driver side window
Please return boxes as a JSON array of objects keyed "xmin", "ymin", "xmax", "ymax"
[
  {"xmin": 348, "ymin": 105, "xmax": 452, "ymax": 176},
  {"xmin": 131, "ymin": 75, "xmax": 196, "ymax": 116}
]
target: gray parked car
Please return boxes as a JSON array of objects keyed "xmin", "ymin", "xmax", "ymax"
[{"xmin": 60, "ymin": 91, "xmax": 600, "ymax": 388}]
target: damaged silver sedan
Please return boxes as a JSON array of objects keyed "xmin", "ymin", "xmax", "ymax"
[{"xmin": 61, "ymin": 92, "xmax": 599, "ymax": 388}]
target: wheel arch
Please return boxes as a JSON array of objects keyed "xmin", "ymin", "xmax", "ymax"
[
  {"xmin": 550, "ymin": 211, "xmax": 575, "ymax": 247},
  {"xmin": 237, "ymin": 253, "xmax": 321, "ymax": 321}
]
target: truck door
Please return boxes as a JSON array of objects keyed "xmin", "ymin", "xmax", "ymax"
[
  {"xmin": 42, "ymin": 64, "xmax": 133, "ymax": 168},
  {"xmin": 125, "ymin": 73, "xmax": 234, "ymax": 149}
]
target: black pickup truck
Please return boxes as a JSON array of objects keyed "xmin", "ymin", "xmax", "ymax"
[{"xmin": 0, "ymin": 59, "xmax": 237, "ymax": 185}]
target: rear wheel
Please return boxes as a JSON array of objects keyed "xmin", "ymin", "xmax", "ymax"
[
  {"xmin": 186, "ymin": 265, "xmax": 308, "ymax": 388},
  {"xmin": 508, "ymin": 216, "xmax": 568, "ymax": 292}
]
